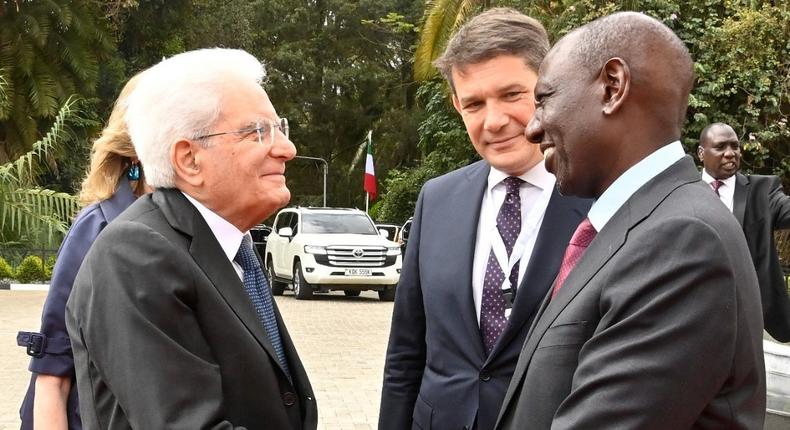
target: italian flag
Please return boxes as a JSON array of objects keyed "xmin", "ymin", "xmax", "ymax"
[{"xmin": 364, "ymin": 131, "xmax": 377, "ymax": 200}]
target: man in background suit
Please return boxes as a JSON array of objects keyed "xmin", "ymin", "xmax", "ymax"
[
  {"xmin": 66, "ymin": 48, "xmax": 316, "ymax": 429},
  {"xmin": 699, "ymin": 121, "xmax": 790, "ymax": 342},
  {"xmin": 496, "ymin": 13, "xmax": 765, "ymax": 429},
  {"xmin": 379, "ymin": 8, "xmax": 590, "ymax": 430}
]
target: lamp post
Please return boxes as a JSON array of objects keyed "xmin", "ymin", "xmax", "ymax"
[{"xmin": 294, "ymin": 155, "xmax": 328, "ymax": 207}]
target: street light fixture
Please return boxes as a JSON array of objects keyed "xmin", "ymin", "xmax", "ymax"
[{"xmin": 294, "ymin": 155, "xmax": 328, "ymax": 207}]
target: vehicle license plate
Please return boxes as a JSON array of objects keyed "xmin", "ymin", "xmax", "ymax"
[{"xmin": 345, "ymin": 268, "xmax": 372, "ymax": 276}]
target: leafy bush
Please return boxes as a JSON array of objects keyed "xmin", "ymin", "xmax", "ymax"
[
  {"xmin": 45, "ymin": 255, "xmax": 57, "ymax": 280},
  {"xmin": 15, "ymin": 255, "xmax": 48, "ymax": 283},
  {"xmin": 0, "ymin": 257, "xmax": 13, "ymax": 279}
]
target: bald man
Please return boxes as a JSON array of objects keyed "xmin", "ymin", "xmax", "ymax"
[
  {"xmin": 496, "ymin": 13, "xmax": 765, "ymax": 430},
  {"xmin": 699, "ymin": 122, "xmax": 790, "ymax": 343}
]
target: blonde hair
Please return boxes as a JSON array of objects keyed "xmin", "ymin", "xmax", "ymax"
[{"xmin": 78, "ymin": 72, "xmax": 147, "ymax": 206}]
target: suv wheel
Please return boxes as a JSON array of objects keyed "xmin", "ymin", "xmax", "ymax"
[
  {"xmin": 267, "ymin": 257, "xmax": 285, "ymax": 295},
  {"xmin": 378, "ymin": 286, "xmax": 396, "ymax": 302},
  {"xmin": 293, "ymin": 261, "xmax": 313, "ymax": 300},
  {"xmin": 344, "ymin": 290, "xmax": 361, "ymax": 297}
]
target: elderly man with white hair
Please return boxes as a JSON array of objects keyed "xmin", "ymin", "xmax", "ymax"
[{"xmin": 66, "ymin": 48, "xmax": 316, "ymax": 430}]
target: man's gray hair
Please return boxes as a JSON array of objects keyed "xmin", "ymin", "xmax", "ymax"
[
  {"xmin": 433, "ymin": 7, "xmax": 549, "ymax": 92},
  {"xmin": 125, "ymin": 48, "xmax": 266, "ymax": 187}
]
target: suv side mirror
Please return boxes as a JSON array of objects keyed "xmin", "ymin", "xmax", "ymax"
[
  {"xmin": 278, "ymin": 227, "xmax": 293, "ymax": 238},
  {"xmin": 379, "ymin": 229, "xmax": 390, "ymax": 239}
]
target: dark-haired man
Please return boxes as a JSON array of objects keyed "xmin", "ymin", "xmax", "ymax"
[
  {"xmin": 380, "ymin": 8, "xmax": 590, "ymax": 430},
  {"xmin": 497, "ymin": 12, "xmax": 765, "ymax": 430},
  {"xmin": 699, "ymin": 121, "xmax": 790, "ymax": 342}
]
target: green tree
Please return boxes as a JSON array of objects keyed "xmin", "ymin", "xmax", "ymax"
[
  {"xmin": 250, "ymin": 0, "xmax": 424, "ymax": 210},
  {"xmin": 377, "ymin": 0, "xmax": 790, "ymax": 222},
  {"xmin": 0, "ymin": 0, "xmax": 113, "ymax": 161}
]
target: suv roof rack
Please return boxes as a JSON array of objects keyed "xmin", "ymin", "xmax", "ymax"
[{"xmin": 292, "ymin": 206, "xmax": 363, "ymax": 212}]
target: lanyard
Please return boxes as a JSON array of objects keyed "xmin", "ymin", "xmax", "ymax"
[{"xmin": 485, "ymin": 182, "xmax": 552, "ymax": 314}]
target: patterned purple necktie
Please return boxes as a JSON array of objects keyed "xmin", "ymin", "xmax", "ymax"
[{"xmin": 481, "ymin": 176, "xmax": 524, "ymax": 355}]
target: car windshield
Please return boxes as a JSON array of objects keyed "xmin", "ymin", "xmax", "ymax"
[{"xmin": 302, "ymin": 213, "xmax": 378, "ymax": 234}]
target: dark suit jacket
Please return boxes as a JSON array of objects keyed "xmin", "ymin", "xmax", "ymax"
[
  {"xmin": 734, "ymin": 173, "xmax": 790, "ymax": 342},
  {"xmin": 379, "ymin": 160, "xmax": 591, "ymax": 430},
  {"xmin": 496, "ymin": 157, "xmax": 766, "ymax": 430},
  {"xmin": 66, "ymin": 189, "xmax": 317, "ymax": 430}
]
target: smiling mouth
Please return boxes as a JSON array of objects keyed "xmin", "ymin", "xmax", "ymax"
[{"xmin": 488, "ymin": 135, "xmax": 519, "ymax": 145}]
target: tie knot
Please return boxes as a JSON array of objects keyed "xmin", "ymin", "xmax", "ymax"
[
  {"xmin": 234, "ymin": 235, "xmax": 257, "ymax": 271},
  {"xmin": 569, "ymin": 217, "xmax": 597, "ymax": 247},
  {"xmin": 502, "ymin": 176, "xmax": 524, "ymax": 195},
  {"xmin": 712, "ymin": 180, "xmax": 723, "ymax": 191}
]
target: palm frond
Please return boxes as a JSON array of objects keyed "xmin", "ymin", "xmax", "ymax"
[
  {"xmin": 0, "ymin": 187, "xmax": 76, "ymax": 244},
  {"xmin": 414, "ymin": 0, "xmax": 483, "ymax": 81},
  {"xmin": 0, "ymin": 0, "xmax": 111, "ymax": 156},
  {"xmin": 0, "ymin": 71, "xmax": 10, "ymax": 118},
  {"xmin": 26, "ymin": 63, "xmax": 60, "ymax": 116},
  {"xmin": 0, "ymin": 95, "xmax": 77, "ymax": 186}
]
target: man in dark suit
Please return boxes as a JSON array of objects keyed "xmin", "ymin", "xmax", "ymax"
[
  {"xmin": 66, "ymin": 48, "xmax": 316, "ymax": 429},
  {"xmin": 496, "ymin": 13, "xmax": 765, "ymax": 430},
  {"xmin": 379, "ymin": 8, "xmax": 590, "ymax": 430},
  {"xmin": 698, "ymin": 121, "xmax": 790, "ymax": 342}
]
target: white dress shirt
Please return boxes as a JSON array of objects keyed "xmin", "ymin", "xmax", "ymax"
[
  {"xmin": 588, "ymin": 141, "xmax": 685, "ymax": 231},
  {"xmin": 472, "ymin": 161, "xmax": 556, "ymax": 324},
  {"xmin": 701, "ymin": 170, "xmax": 736, "ymax": 213},
  {"xmin": 182, "ymin": 192, "xmax": 247, "ymax": 281}
]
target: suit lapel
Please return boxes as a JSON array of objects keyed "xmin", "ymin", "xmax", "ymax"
[
  {"xmin": 499, "ymin": 157, "xmax": 702, "ymax": 419},
  {"xmin": 456, "ymin": 162, "xmax": 491, "ymax": 358},
  {"xmin": 487, "ymin": 188, "xmax": 587, "ymax": 359},
  {"xmin": 733, "ymin": 173, "xmax": 748, "ymax": 226},
  {"xmin": 154, "ymin": 190, "xmax": 283, "ymax": 375}
]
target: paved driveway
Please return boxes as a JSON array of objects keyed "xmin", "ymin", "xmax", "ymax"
[{"xmin": 0, "ymin": 290, "xmax": 394, "ymax": 430}]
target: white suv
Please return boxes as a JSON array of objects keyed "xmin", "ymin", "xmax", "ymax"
[{"xmin": 264, "ymin": 207, "xmax": 402, "ymax": 300}]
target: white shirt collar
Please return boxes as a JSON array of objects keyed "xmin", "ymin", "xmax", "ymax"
[
  {"xmin": 700, "ymin": 169, "xmax": 736, "ymax": 212},
  {"xmin": 588, "ymin": 141, "xmax": 685, "ymax": 231},
  {"xmin": 181, "ymin": 192, "xmax": 246, "ymax": 262},
  {"xmin": 701, "ymin": 169, "xmax": 736, "ymax": 188},
  {"xmin": 487, "ymin": 160, "xmax": 556, "ymax": 192}
]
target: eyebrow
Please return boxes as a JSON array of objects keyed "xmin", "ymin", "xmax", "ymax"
[
  {"xmin": 458, "ymin": 84, "xmax": 531, "ymax": 105},
  {"xmin": 237, "ymin": 118, "xmax": 278, "ymax": 130}
]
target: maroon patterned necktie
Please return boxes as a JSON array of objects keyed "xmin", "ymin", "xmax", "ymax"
[
  {"xmin": 480, "ymin": 176, "xmax": 523, "ymax": 355},
  {"xmin": 551, "ymin": 217, "xmax": 597, "ymax": 299},
  {"xmin": 711, "ymin": 180, "xmax": 724, "ymax": 197}
]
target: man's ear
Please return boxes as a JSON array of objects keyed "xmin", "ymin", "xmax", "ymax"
[
  {"xmin": 172, "ymin": 139, "xmax": 203, "ymax": 187},
  {"xmin": 600, "ymin": 57, "xmax": 630, "ymax": 115},
  {"xmin": 697, "ymin": 145, "xmax": 705, "ymax": 161}
]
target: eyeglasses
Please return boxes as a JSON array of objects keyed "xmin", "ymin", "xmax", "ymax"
[{"xmin": 195, "ymin": 118, "xmax": 289, "ymax": 146}]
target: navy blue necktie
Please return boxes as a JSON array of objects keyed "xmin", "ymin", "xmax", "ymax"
[
  {"xmin": 235, "ymin": 235, "xmax": 291, "ymax": 379},
  {"xmin": 480, "ymin": 176, "xmax": 523, "ymax": 355}
]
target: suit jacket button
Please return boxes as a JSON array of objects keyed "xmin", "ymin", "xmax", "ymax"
[
  {"xmin": 480, "ymin": 372, "xmax": 491, "ymax": 382},
  {"xmin": 282, "ymin": 392, "xmax": 297, "ymax": 406}
]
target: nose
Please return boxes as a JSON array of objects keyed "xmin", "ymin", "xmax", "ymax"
[
  {"xmin": 525, "ymin": 113, "xmax": 543, "ymax": 144},
  {"xmin": 483, "ymin": 103, "xmax": 509, "ymax": 132},
  {"xmin": 272, "ymin": 134, "xmax": 297, "ymax": 161}
]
